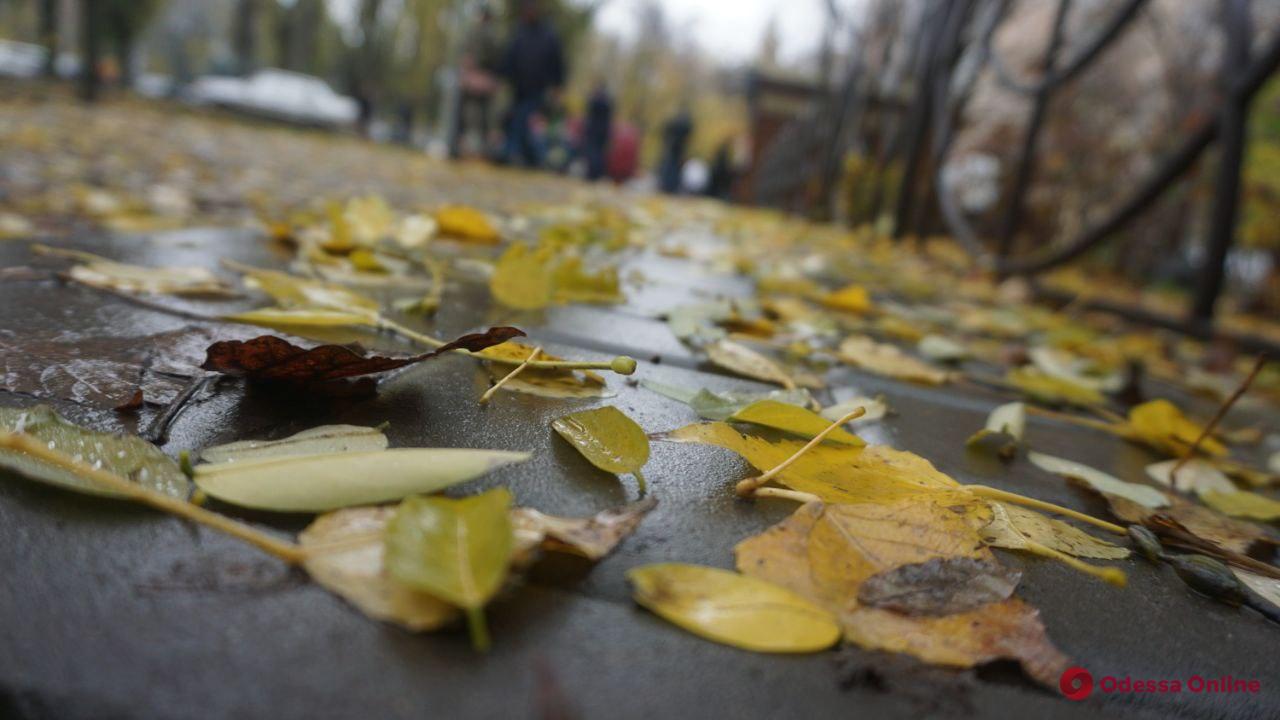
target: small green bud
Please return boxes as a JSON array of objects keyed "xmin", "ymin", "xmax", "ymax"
[{"xmin": 611, "ymin": 356, "xmax": 638, "ymax": 375}]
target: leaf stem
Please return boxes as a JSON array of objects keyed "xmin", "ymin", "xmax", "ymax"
[
  {"xmin": 735, "ymin": 406, "xmax": 867, "ymax": 497},
  {"xmin": 633, "ymin": 469, "xmax": 647, "ymax": 495},
  {"xmin": 752, "ymin": 487, "xmax": 822, "ymax": 504},
  {"xmin": 466, "ymin": 606, "xmax": 491, "ymax": 652},
  {"xmin": 965, "ymin": 484, "xmax": 1125, "ymax": 535},
  {"xmin": 1020, "ymin": 537, "xmax": 1128, "ymax": 587},
  {"xmin": 1024, "ymin": 405, "xmax": 1124, "ymax": 435},
  {"xmin": 1171, "ymin": 354, "xmax": 1267, "ymax": 484},
  {"xmin": 380, "ymin": 317, "xmax": 635, "ymax": 374},
  {"xmin": 480, "ymin": 346, "xmax": 541, "ymax": 403},
  {"xmin": 0, "ymin": 433, "xmax": 306, "ymax": 564}
]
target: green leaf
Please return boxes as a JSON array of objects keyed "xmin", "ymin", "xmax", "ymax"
[
  {"xmin": 727, "ymin": 400, "xmax": 863, "ymax": 446},
  {"xmin": 627, "ymin": 563, "xmax": 840, "ymax": 653},
  {"xmin": 193, "ymin": 448, "xmax": 529, "ymax": 512},
  {"xmin": 640, "ymin": 379, "xmax": 813, "ymax": 421},
  {"xmin": 199, "ymin": 424, "xmax": 388, "ymax": 464},
  {"xmin": 1200, "ymin": 491, "xmax": 1280, "ymax": 520},
  {"xmin": 384, "ymin": 488, "xmax": 515, "ymax": 650},
  {"xmin": 552, "ymin": 406, "xmax": 650, "ymax": 491},
  {"xmin": 0, "ymin": 405, "xmax": 190, "ymax": 498},
  {"xmin": 1028, "ymin": 451, "xmax": 1168, "ymax": 508}
]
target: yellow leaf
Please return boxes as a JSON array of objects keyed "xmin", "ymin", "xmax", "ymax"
[
  {"xmin": 1127, "ymin": 399, "xmax": 1227, "ymax": 457},
  {"xmin": 838, "ymin": 335, "xmax": 950, "ymax": 385},
  {"xmin": 1005, "ymin": 367, "xmax": 1103, "ymax": 406},
  {"xmin": 299, "ymin": 506, "xmax": 458, "ymax": 632},
  {"xmin": 436, "ymin": 205, "xmax": 500, "ymax": 243},
  {"xmin": 479, "ymin": 341, "xmax": 606, "ymax": 398},
  {"xmin": 821, "ymin": 284, "xmax": 872, "ymax": 314},
  {"xmin": 552, "ymin": 406, "xmax": 650, "ymax": 489},
  {"xmin": 981, "ymin": 502, "xmax": 1129, "ymax": 559},
  {"xmin": 343, "ymin": 195, "xmax": 396, "ymax": 245},
  {"xmin": 490, "ymin": 242, "xmax": 556, "ymax": 310},
  {"xmin": 552, "ymin": 256, "xmax": 623, "ymax": 304},
  {"xmin": 666, "ymin": 422, "xmax": 958, "ymax": 504},
  {"xmin": 704, "ymin": 339, "xmax": 797, "ymax": 388},
  {"xmin": 232, "ymin": 263, "xmax": 381, "ymax": 312},
  {"xmin": 727, "ymin": 400, "xmax": 864, "ymax": 446},
  {"xmin": 627, "ymin": 563, "xmax": 840, "ymax": 653},
  {"xmin": 735, "ymin": 501, "xmax": 1069, "ymax": 686},
  {"xmin": 1200, "ymin": 491, "xmax": 1280, "ymax": 520}
]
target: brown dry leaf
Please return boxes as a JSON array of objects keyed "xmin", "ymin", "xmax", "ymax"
[
  {"xmin": 1104, "ymin": 492, "xmax": 1277, "ymax": 556},
  {"xmin": 704, "ymin": 339, "xmax": 798, "ymax": 389},
  {"xmin": 511, "ymin": 497, "xmax": 657, "ymax": 562},
  {"xmin": 735, "ymin": 500, "xmax": 1069, "ymax": 686},
  {"xmin": 665, "ymin": 422, "xmax": 959, "ymax": 504},
  {"xmin": 299, "ymin": 506, "xmax": 458, "ymax": 632},
  {"xmin": 857, "ymin": 557, "xmax": 1022, "ymax": 616},
  {"xmin": 201, "ymin": 327, "xmax": 524, "ymax": 386},
  {"xmin": 981, "ymin": 502, "xmax": 1130, "ymax": 560},
  {"xmin": 838, "ymin": 335, "xmax": 950, "ymax": 385}
]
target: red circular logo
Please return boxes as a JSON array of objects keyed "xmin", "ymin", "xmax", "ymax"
[{"xmin": 1060, "ymin": 666, "xmax": 1093, "ymax": 700}]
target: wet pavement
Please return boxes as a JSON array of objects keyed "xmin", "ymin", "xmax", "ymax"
[{"xmin": 0, "ymin": 229, "xmax": 1277, "ymax": 720}]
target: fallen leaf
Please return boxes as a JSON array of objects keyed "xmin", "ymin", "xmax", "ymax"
[
  {"xmin": 193, "ymin": 448, "xmax": 529, "ymax": 512},
  {"xmin": 384, "ymin": 488, "xmax": 514, "ymax": 648},
  {"xmin": 1005, "ymin": 367, "xmax": 1103, "ymax": 406},
  {"xmin": 490, "ymin": 242, "xmax": 556, "ymax": 310},
  {"xmin": 640, "ymin": 379, "xmax": 812, "ymax": 421},
  {"xmin": 821, "ymin": 284, "xmax": 872, "ymax": 314},
  {"xmin": 1200, "ymin": 491, "xmax": 1280, "ymax": 521},
  {"xmin": 857, "ymin": 557, "xmax": 1022, "ymax": 616},
  {"xmin": 552, "ymin": 256, "xmax": 623, "ymax": 304},
  {"xmin": 201, "ymin": 327, "xmax": 524, "ymax": 386},
  {"xmin": 1028, "ymin": 451, "xmax": 1169, "ymax": 508},
  {"xmin": 735, "ymin": 501, "xmax": 1069, "ymax": 685},
  {"xmin": 966, "ymin": 402, "xmax": 1026, "ymax": 460},
  {"xmin": 299, "ymin": 506, "xmax": 458, "ymax": 631},
  {"xmin": 704, "ymin": 339, "xmax": 797, "ymax": 388},
  {"xmin": 727, "ymin": 400, "xmax": 864, "ymax": 446},
  {"xmin": 0, "ymin": 405, "xmax": 190, "ymax": 498},
  {"xmin": 838, "ymin": 335, "xmax": 950, "ymax": 385},
  {"xmin": 552, "ymin": 406, "xmax": 650, "ymax": 489},
  {"xmin": 231, "ymin": 263, "xmax": 381, "ymax": 312},
  {"xmin": 511, "ymin": 496, "xmax": 656, "ymax": 561},
  {"xmin": 479, "ymin": 341, "xmax": 606, "ymax": 398},
  {"xmin": 1104, "ymin": 492, "xmax": 1276, "ymax": 555},
  {"xmin": 1028, "ymin": 346, "xmax": 1121, "ymax": 393},
  {"xmin": 918, "ymin": 335, "xmax": 970, "ymax": 363},
  {"xmin": 666, "ymin": 422, "xmax": 959, "ymax": 504},
  {"xmin": 627, "ymin": 562, "xmax": 840, "ymax": 653},
  {"xmin": 223, "ymin": 307, "xmax": 379, "ymax": 332},
  {"xmin": 981, "ymin": 502, "xmax": 1129, "ymax": 560},
  {"xmin": 435, "ymin": 205, "xmax": 500, "ymax": 243},
  {"xmin": 1234, "ymin": 569, "xmax": 1280, "ymax": 608},
  {"xmin": 199, "ymin": 424, "xmax": 388, "ymax": 464},
  {"xmin": 32, "ymin": 244, "xmax": 234, "ymax": 296},
  {"xmin": 1144, "ymin": 459, "xmax": 1235, "ymax": 496},
  {"xmin": 820, "ymin": 396, "xmax": 888, "ymax": 424},
  {"xmin": 1126, "ymin": 400, "xmax": 1228, "ymax": 457}
]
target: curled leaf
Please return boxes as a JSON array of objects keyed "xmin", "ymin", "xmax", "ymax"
[
  {"xmin": 199, "ymin": 424, "xmax": 388, "ymax": 464},
  {"xmin": 194, "ymin": 448, "xmax": 529, "ymax": 512},
  {"xmin": 704, "ymin": 339, "xmax": 797, "ymax": 389},
  {"xmin": 627, "ymin": 563, "xmax": 840, "ymax": 653},
  {"xmin": 511, "ymin": 496, "xmax": 656, "ymax": 562},
  {"xmin": 480, "ymin": 341, "xmax": 606, "ymax": 398},
  {"xmin": 1144, "ymin": 459, "xmax": 1235, "ymax": 496},
  {"xmin": 552, "ymin": 406, "xmax": 650, "ymax": 489},
  {"xmin": 981, "ymin": 502, "xmax": 1129, "ymax": 560},
  {"xmin": 1028, "ymin": 451, "xmax": 1168, "ymax": 508}
]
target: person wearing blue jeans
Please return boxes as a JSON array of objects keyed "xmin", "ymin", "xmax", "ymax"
[{"xmin": 500, "ymin": 0, "xmax": 564, "ymax": 168}]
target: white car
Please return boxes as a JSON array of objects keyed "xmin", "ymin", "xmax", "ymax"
[{"xmin": 185, "ymin": 69, "xmax": 359, "ymax": 129}]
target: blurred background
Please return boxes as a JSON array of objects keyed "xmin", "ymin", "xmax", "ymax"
[{"xmin": 2, "ymin": 0, "xmax": 1280, "ymax": 329}]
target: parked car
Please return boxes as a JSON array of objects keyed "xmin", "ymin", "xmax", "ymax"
[{"xmin": 185, "ymin": 69, "xmax": 358, "ymax": 129}]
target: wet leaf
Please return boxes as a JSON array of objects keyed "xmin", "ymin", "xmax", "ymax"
[
  {"xmin": 981, "ymin": 502, "xmax": 1129, "ymax": 559},
  {"xmin": 1028, "ymin": 347, "xmax": 1121, "ymax": 393},
  {"xmin": 984, "ymin": 402, "xmax": 1025, "ymax": 440},
  {"xmin": 201, "ymin": 327, "xmax": 524, "ymax": 385},
  {"xmin": 231, "ymin": 263, "xmax": 381, "ymax": 312},
  {"xmin": 199, "ymin": 424, "xmax": 388, "ymax": 464},
  {"xmin": 918, "ymin": 335, "xmax": 970, "ymax": 363},
  {"xmin": 1234, "ymin": 569, "xmax": 1280, "ymax": 608},
  {"xmin": 858, "ymin": 557, "xmax": 1022, "ymax": 616},
  {"xmin": 223, "ymin": 307, "xmax": 379, "ymax": 330},
  {"xmin": 479, "ymin": 341, "xmax": 606, "ymax": 398},
  {"xmin": 666, "ymin": 422, "xmax": 959, "ymax": 504},
  {"xmin": 627, "ymin": 563, "xmax": 840, "ymax": 653},
  {"xmin": 552, "ymin": 257, "xmax": 623, "ymax": 304},
  {"xmin": 820, "ymin": 396, "xmax": 888, "ymax": 424},
  {"xmin": 735, "ymin": 501, "xmax": 1069, "ymax": 685},
  {"xmin": 1199, "ymin": 491, "xmax": 1280, "ymax": 521},
  {"xmin": 1028, "ymin": 451, "xmax": 1169, "ymax": 508},
  {"xmin": 435, "ymin": 205, "xmax": 500, "ymax": 243},
  {"xmin": 490, "ymin": 242, "xmax": 556, "ymax": 309},
  {"xmin": 385, "ymin": 488, "xmax": 514, "ymax": 649},
  {"xmin": 727, "ymin": 400, "xmax": 864, "ymax": 446},
  {"xmin": 1127, "ymin": 400, "xmax": 1228, "ymax": 457},
  {"xmin": 1005, "ymin": 367, "xmax": 1103, "ymax": 406},
  {"xmin": 1144, "ymin": 459, "xmax": 1235, "ymax": 496},
  {"xmin": 640, "ymin": 380, "xmax": 811, "ymax": 421},
  {"xmin": 33, "ymin": 244, "xmax": 234, "ymax": 296},
  {"xmin": 193, "ymin": 448, "xmax": 529, "ymax": 512},
  {"xmin": 838, "ymin": 335, "xmax": 950, "ymax": 385},
  {"xmin": 511, "ymin": 496, "xmax": 656, "ymax": 562},
  {"xmin": 0, "ymin": 405, "xmax": 191, "ymax": 498},
  {"xmin": 1105, "ymin": 492, "xmax": 1276, "ymax": 556},
  {"xmin": 552, "ymin": 406, "xmax": 649, "ymax": 488},
  {"xmin": 299, "ymin": 506, "xmax": 458, "ymax": 631},
  {"xmin": 821, "ymin": 284, "xmax": 872, "ymax": 314},
  {"xmin": 704, "ymin": 339, "xmax": 797, "ymax": 388}
]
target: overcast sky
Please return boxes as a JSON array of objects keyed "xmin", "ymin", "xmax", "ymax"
[{"xmin": 592, "ymin": 0, "xmax": 836, "ymax": 65}]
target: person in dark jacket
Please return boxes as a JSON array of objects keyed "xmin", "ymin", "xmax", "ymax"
[
  {"xmin": 500, "ymin": 0, "xmax": 565, "ymax": 168},
  {"xmin": 582, "ymin": 80, "xmax": 613, "ymax": 181},
  {"xmin": 659, "ymin": 106, "xmax": 693, "ymax": 194}
]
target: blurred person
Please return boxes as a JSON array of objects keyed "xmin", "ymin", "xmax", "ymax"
[
  {"xmin": 659, "ymin": 106, "xmax": 693, "ymax": 193},
  {"xmin": 450, "ymin": 4, "xmax": 503, "ymax": 159},
  {"xmin": 705, "ymin": 139, "xmax": 735, "ymax": 200},
  {"xmin": 500, "ymin": 0, "xmax": 565, "ymax": 168},
  {"xmin": 582, "ymin": 80, "xmax": 614, "ymax": 181}
]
